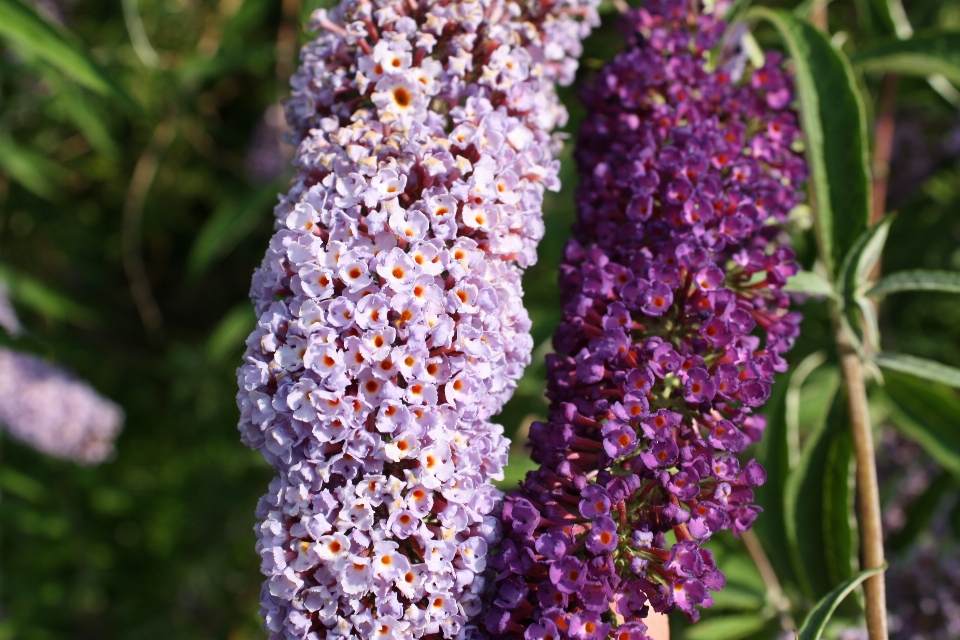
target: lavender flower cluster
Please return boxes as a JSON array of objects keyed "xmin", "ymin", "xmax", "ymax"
[
  {"xmin": 486, "ymin": 2, "xmax": 807, "ymax": 636},
  {"xmin": 0, "ymin": 347, "xmax": 123, "ymax": 464},
  {"xmin": 236, "ymin": 0, "xmax": 598, "ymax": 638}
]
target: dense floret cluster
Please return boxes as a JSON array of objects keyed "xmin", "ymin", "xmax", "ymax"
[
  {"xmin": 235, "ymin": 0, "xmax": 598, "ymax": 638},
  {"xmin": 0, "ymin": 348, "xmax": 124, "ymax": 464},
  {"xmin": 486, "ymin": 2, "xmax": 807, "ymax": 637}
]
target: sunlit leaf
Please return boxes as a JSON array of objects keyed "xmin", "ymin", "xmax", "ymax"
[
  {"xmin": 0, "ymin": 0, "xmax": 134, "ymax": 108},
  {"xmin": 784, "ymin": 270, "xmax": 838, "ymax": 299},
  {"xmin": 747, "ymin": 8, "xmax": 871, "ymax": 278},
  {"xmin": 0, "ymin": 135, "xmax": 67, "ymax": 200},
  {"xmin": 852, "ymin": 32, "xmax": 960, "ymax": 87},
  {"xmin": 683, "ymin": 614, "xmax": 769, "ymax": 640},
  {"xmin": 867, "ymin": 268, "xmax": 960, "ymax": 297},
  {"xmin": 876, "ymin": 352, "xmax": 960, "ymax": 388},
  {"xmin": 838, "ymin": 216, "xmax": 895, "ymax": 348},
  {"xmin": 840, "ymin": 215, "xmax": 895, "ymax": 298},
  {"xmin": 796, "ymin": 565, "xmax": 886, "ymax": 640},
  {"xmin": 882, "ymin": 371, "xmax": 960, "ymax": 476}
]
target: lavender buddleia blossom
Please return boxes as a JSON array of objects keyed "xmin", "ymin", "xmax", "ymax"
[
  {"xmin": 0, "ymin": 348, "xmax": 123, "ymax": 464},
  {"xmin": 235, "ymin": 0, "xmax": 599, "ymax": 638},
  {"xmin": 486, "ymin": 2, "xmax": 807, "ymax": 636}
]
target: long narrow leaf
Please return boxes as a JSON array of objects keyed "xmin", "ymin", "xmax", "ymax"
[
  {"xmin": 797, "ymin": 565, "xmax": 887, "ymax": 640},
  {"xmin": 784, "ymin": 388, "xmax": 856, "ymax": 601},
  {"xmin": 882, "ymin": 371, "xmax": 960, "ymax": 476},
  {"xmin": 0, "ymin": 265, "xmax": 95, "ymax": 326},
  {"xmin": 747, "ymin": 8, "xmax": 871, "ymax": 279},
  {"xmin": 752, "ymin": 370, "xmax": 799, "ymax": 588},
  {"xmin": 867, "ymin": 268, "xmax": 960, "ymax": 297},
  {"xmin": 0, "ymin": 0, "xmax": 134, "ymax": 108},
  {"xmin": 876, "ymin": 352, "xmax": 960, "ymax": 388},
  {"xmin": 186, "ymin": 182, "xmax": 282, "ymax": 279},
  {"xmin": 784, "ymin": 270, "xmax": 838, "ymax": 299},
  {"xmin": 852, "ymin": 32, "xmax": 960, "ymax": 87},
  {"xmin": 0, "ymin": 136, "xmax": 68, "ymax": 201}
]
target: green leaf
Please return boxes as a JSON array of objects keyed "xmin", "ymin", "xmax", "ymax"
[
  {"xmin": 0, "ymin": 0, "xmax": 134, "ymax": 108},
  {"xmin": 796, "ymin": 565, "xmax": 886, "ymax": 640},
  {"xmin": 875, "ymin": 352, "xmax": 960, "ymax": 388},
  {"xmin": 0, "ymin": 467, "xmax": 47, "ymax": 503},
  {"xmin": 46, "ymin": 69, "xmax": 119, "ymax": 158},
  {"xmin": 784, "ymin": 270, "xmax": 838, "ymax": 299},
  {"xmin": 747, "ymin": 8, "xmax": 871, "ymax": 278},
  {"xmin": 852, "ymin": 32, "xmax": 960, "ymax": 87},
  {"xmin": 882, "ymin": 371, "xmax": 960, "ymax": 476},
  {"xmin": 0, "ymin": 135, "xmax": 68, "ymax": 200},
  {"xmin": 840, "ymin": 215, "xmax": 895, "ymax": 299},
  {"xmin": 867, "ymin": 268, "xmax": 960, "ymax": 297},
  {"xmin": 753, "ymin": 370, "xmax": 799, "ymax": 588},
  {"xmin": 784, "ymin": 389, "xmax": 857, "ymax": 602},
  {"xmin": 838, "ymin": 216, "xmax": 895, "ymax": 349},
  {"xmin": 206, "ymin": 303, "xmax": 255, "ymax": 363},
  {"xmin": 0, "ymin": 265, "xmax": 95, "ymax": 327},
  {"xmin": 887, "ymin": 471, "xmax": 954, "ymax": 553},
  {"xmin": 683, "ymin": 614, "xmax": 768, "ymax": 640},
  {"xmin": 186, "ymin": 182, "xmax": 282, "ymax": 279}
]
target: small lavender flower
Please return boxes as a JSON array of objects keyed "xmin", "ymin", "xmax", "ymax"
[
  {"xmin": 486, "ymin": 1, "xmax": 807, "ymax": 636},
  {"xmin": 0, "ymin": 347, "xmax": 123, "ymax": 464},
  {"xmin": 236, "ymin": 0, "xmax": 598, "ymax": 637}
]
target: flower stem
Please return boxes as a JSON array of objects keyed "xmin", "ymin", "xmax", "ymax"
[{"xmin": 835, "ymin": 324, "xmax": 888, "ymax": 640}]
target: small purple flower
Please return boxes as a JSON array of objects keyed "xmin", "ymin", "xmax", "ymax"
[
  {"xmin": 550, "ymin": 556, "xmax": 587, "ymax": 594},
  {"xmin": 586, "ymin": 516, "xmax": 619, "ymax": 555},
  {"xmin": 580, "ymin": 484, "xmax": 612, "ymax": 518},
  {"xmin": 506, "ymin": 498, "xmax": 542, "ymax": 537},
  {"xmin": 602, "ymin": 420, "xmax": 638, "ymax": 458},
  {"xmin": 683, "ymin": 368, "xmax": 717, "ymax": 404},
  {"xmin": 569, "ymin": 611, "xmax": 611, "ymax": 640},
  {"xmin": 641, "ymin": 282, "xmax": 674, "ymax": 316}
]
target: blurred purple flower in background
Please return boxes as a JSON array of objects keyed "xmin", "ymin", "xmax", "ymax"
[
  {"xmin": 0, "ymin": 347, "xmax": 123, "ymax": 464},
  {"xmin": 246, "ymin": 105, "xmax": 295, "ymax": 186},
  {"xmin": 486, "ymin": 0, "xmax": 807, "ymax": 636},
  {"xmin": 235, "ymin": 0, "xmax": 598, "ymax": 637}
]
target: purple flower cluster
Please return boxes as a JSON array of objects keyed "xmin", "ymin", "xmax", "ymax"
[
  {"xmin": 236, "ymin": 0, "xmax": 598, "ymax": 638},
  {"xmin": 486, "ymin": 2, "xmax": 807, "ymax": 636},
  {"xmin": 0, "ymin": 347, "xmax": 124, "ymax": 464}
]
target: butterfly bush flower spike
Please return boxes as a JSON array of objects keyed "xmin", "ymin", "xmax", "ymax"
[
  {"xmin": 486, "ymin": 2, "xmax": 807, "ymax": 637},
  {"xmin": 0, "ymin": 348, "xmax": 124, "ymax": 464},
  {"xmin": 235, "ymin": 0, "xmax": 599, "ymax": 638}
]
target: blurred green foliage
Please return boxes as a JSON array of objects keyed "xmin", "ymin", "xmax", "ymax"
[{"xmin": 1, "ymin": 0, "xmax": 960, "ymax": 638}]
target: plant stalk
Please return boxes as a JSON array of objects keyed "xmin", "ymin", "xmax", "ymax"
[{"xmin": 835, "ymin": 324, "xmax": 888, "ymax": 640}]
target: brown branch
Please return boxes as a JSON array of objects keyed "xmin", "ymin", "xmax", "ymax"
[
  {"xmin": 871, "ymin": 73, "xmax": 899, "ymax": 225},
  {"xmin": 122, "ymin": 120, "xmax": 176, "ymax": 340},
  {"xmin": 835, "ymin": 324, "xmax": 888, "ymax": 640},
  {"xmin": 810, "ymin": 0, "xmax": 828, "ymax": 31}
]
